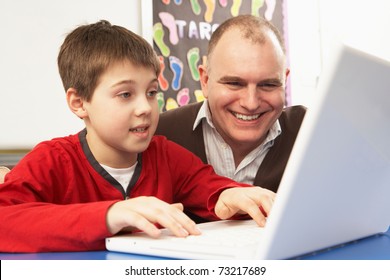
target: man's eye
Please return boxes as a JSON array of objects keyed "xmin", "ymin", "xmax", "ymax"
[
  {"xmin": 225, "ymin": 81, "xmax": 243, "ymax": 87},
  {"xmin": 259, "ymin": 82, "xmax": 282, "ymax": 91}
]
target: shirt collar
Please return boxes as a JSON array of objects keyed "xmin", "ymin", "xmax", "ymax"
[
  {"xmin": 266, "ymin": 118, "xmax": 282, "ymax": 145},
  {"xmin": 193, "ymin": 100, "xmax": 212, "ymax": 130}
]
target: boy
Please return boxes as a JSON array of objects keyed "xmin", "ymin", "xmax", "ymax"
[{"xmin": 0, "ymin": 20, "xmax": 275, "ymax": 252}]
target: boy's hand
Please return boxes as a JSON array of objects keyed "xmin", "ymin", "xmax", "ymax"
[
  {"xmin": 0, "ymin": 166, "xmax": 10, "ymax": 184},
  {"xmin": 106, "ymin": 196, "xmax": 201, "ymax": 237},
  {"xmin": 215, "ymin": 187, "xmax": 276, "ymax": 227}
]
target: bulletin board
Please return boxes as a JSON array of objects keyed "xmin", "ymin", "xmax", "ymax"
[{"xmin": 152, "ymin": 0, "xmax": 287, "ymax": 112}]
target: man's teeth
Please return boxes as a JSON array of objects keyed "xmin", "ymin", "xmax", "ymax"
[
  {"xmin": 130, "ymin": 127, "xmax": 146, "ymax": 132},
  {"xmin": 233, "ymin": 113, "xmax": 260, "ymax": 121}
]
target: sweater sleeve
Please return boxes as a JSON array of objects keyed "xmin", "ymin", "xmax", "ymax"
[
  {"xmin": 161, "ymin": 138, "xmax": 250, "ymax": 221},
  {"xmin": 0, "ymin": 141, "xmax": 118, "ymax": 252}
]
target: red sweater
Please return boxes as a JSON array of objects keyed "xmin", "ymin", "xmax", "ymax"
[{"xmin": 0, "ymin": 130, "xmax": 246, "ymax": 252}]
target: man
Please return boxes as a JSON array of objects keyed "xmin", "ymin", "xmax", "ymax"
[{"xmin": 156, "ymin": 15, "xmax": 306, "ymax": 196}]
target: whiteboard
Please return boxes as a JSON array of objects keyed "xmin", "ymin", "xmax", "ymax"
[{"xmin": 0, "ymin": 0, "xmax": 145, "ymax": 149}]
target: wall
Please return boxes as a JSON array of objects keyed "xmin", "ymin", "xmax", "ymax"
[
  {"xmin": 0, "ymin": 0, "xmax": 142, "ymax": 149},
  {"xmin": 287, "ymin": 0, "xmax": 390, "ymax": 107}
]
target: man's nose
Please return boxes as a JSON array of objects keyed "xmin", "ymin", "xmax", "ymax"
[{"xmin": 239, "ymin": 85, "xmax": 261, "ymax": 111}]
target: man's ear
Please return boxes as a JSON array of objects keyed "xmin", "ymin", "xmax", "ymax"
[
  {"xmin": 198, "ymin": 63, "xmax": 209, "ymax": 99},
  {"xmin": 66, "ymin": 88, "xmax": 88, "ymax": 119},
  {"xmin": 285, "ymin": 68, "xmax": 290, "ymax": 80}
]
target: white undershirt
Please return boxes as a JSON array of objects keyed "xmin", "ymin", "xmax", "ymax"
[
  {"xmin": 193, "ymin": 100, "xmax": 281, "ymax": 184},
  {"xmin": 101, "ymin": 162, "xmax": 137, "ymax": 192}
]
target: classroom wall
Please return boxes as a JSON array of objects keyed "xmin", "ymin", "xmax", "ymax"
[
  {"xmin": 0, "ymin": 0, "xmax": 143, "ymax": 149},
  {"xmin": 286, "ymin": 0, "xmax": 390, "ymax": 107},
  {"xmin": 1, "ymin": 0, "xmax": 389, "ymax": 149}
]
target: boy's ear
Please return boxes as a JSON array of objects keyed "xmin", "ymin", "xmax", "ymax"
[{"xmin": 66, "ymin": 88, "xmax": 88, "ymax": 119}]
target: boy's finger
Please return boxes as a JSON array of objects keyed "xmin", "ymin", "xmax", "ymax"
[
  {"xmin": 169, "ymin": 203, "xmax": 201, "ymax": 236},
  {"xmin": 171, "ymin": 203, "xmax": 184, "ymax": 211},
  {"xmin": 124, "ymin": 212, "xmax": 162, "ymax": 238},
  {"xmin": 161, "ymin": 206, "xmax": 201, "ymax": 237},
  {"xmin": 155, "ymin": 214, "xmax": 190, "ymax": 237}
]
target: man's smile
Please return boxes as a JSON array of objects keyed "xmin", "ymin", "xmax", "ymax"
[{"xmin": 230, "ymin": 111, "xmax": 262, "ymax": 121}]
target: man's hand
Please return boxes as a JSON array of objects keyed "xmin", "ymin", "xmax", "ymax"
[{"xmin": 215, "ymin": 187, "xmax": 276, "ymax": 226}]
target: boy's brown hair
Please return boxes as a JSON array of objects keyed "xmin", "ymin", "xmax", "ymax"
[{"xmin": 58, "ymin": 20, "xmax": 160, "ymax": 101}]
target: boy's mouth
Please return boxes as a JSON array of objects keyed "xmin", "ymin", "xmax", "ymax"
[
  {"xmin": 130, "ymin": 127, "xmax": 147, "ymax": 132},
  {"xmin": 129, "ymin": 124, "xmax": 149, "ymax": 133}
]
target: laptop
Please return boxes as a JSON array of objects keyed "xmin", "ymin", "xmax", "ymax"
[{"xmin": 106, "ymin": 44, "xmax": 390, "ymax": 260}]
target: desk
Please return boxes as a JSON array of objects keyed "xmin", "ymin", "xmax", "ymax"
[{"xmin": 1, "ymin": 228, "xmax": 390, "ymax": 260}]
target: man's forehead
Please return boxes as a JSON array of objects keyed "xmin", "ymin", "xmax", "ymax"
[{"xmin": 212, "ymin": 27, "xmax": 283, "ymax": 56}]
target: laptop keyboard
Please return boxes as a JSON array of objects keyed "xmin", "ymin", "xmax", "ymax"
[
  {"xmin": 167, "ymin": 220, "xmax": 264, "ymax": 248},
  {"xmin": 106, "ymin": 220, "xmax": 266, "ymax": 259}
]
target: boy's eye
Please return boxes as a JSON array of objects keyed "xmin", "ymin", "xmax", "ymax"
[
  {"xmin": 118, "ymin": 92, "xmax": 131, "ymax": 98},
  {"xmin": 147, "ymin": 90, "xmax": 158, "ymax": 97}
]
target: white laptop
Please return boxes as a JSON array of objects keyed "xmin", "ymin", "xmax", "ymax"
[{"xmin": 106, "ymin": 44, "xmax": 390, "ymax": 260}]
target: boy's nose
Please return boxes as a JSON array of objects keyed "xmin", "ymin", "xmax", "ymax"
[{"xmin": 135, "ymin": 95, "xmax": 152, "ymax": 116}]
